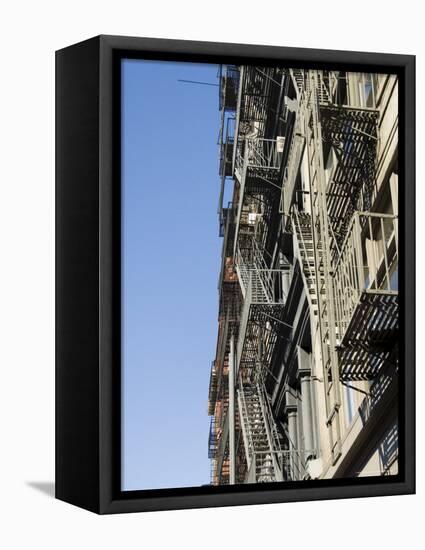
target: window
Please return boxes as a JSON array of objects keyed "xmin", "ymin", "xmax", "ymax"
[
  {"xmin": 345, "ymin": 385, "xmax": 356, "ymax": 425},
  {"xmin": 363, "ymin": 74, "xmax": 375, "ymax": 107},
  {"xmin": 348, "ymin": 72, "xmax": 377, "ymax": 108}
]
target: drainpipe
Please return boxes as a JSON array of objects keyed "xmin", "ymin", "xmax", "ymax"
[
  {"xmin": 298, "ymin": 347, "xmax": 314, "ymax": 459},
  {"xmin": 280, "ymin": 253, "xmax": 291, "ymax": 299},
  {"xmin": 229, "ymin": 335, "xmax": 236, "ymax": 484},
  {"xmin": 285, "ymin": 385, "xmax": 299, "ymax": 480}
]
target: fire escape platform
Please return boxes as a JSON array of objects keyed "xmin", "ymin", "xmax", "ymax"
[
  {"xmin": 237, "ymin": 302, "xmax": 286, "ymax": 378},
  {"xmin": 332, "ymin": 210, "xmax": 398, "ymax": 382},
  {"xmin": 234, "ymin": 138, "xmax": 283, "ymax": 255},
  {"xmin": 319, "ymin": 105, "xmax": 380, "ymax": 250},
  {"xmin": 235, "ymin": 262, "xmax": 288, "ymax": 383},
  {"xmin": 338, "ymin": 291, "xmax": 398, "ymax": 381}
]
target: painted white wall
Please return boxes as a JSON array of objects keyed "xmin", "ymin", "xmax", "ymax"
[{"xmin": 0, "ymin": 1, "xmax": 422, "ymax": 549}]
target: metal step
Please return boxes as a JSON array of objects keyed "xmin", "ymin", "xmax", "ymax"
[{"xmin": 237, "ymin": 383, "xmax": 283, "ymax": 483}]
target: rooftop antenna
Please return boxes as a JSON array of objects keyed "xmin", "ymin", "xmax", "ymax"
[{"xmin": 177, "ymin": 79, "xmax": 219, "ymax": 87}]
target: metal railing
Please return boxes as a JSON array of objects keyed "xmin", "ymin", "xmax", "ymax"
[
  {"xmin": 233, "ymin": 137, "xmax": 283, "ymax": 250},
  {"xmin": 246, "ymin": 452, "xmax": 283, "ymax": 483},
  {"xmin": 237, "ymin": 138, "xmax": 282, "ymax": 173},
  {"xmin": 333, "ymin": 211, "xmax": 398, "ymax": 344},
  {"xmin": 219, "ymin": 65, "xmax": 240, "ymax": 112},
  {"xmin": 293, "ymin": 68, "xmax": 381, "ymax": 110},
  {"xmin": 237, "ymin": 382, "xmax": 284, "ymax": 482},
  {"xmin": 219, "ymin": 116, "xmax": 235, "ymax": 178},
  {"xmin": 219, "ymin": 205, "xmax": 233, "ymax": 238},
  {"xmin": 208, "ymin": 416, "xmax": 218, "ymax": 459},
  {"xmin": 257, "ymin": 382, "xmax": 283, "ymax": 457},
  {"xmin": 235, "ymin": 237, "xmax": 289, "ymax": 304},
  {"xmin": 246, "ymin": 449, "xmax": 316, "ymax": 482},
  {"xmin": 236, "ymin": 268, "xmax": 288, "ymax": 305},
  {"xmin": 207, "ymin": 360, "xmax": 218, "ymax": 415},
  {"xmin": 237, "ymin": 383, "xmax": 255, "ymax": 465},
  {"xmin": 291, "ymin": 69, "xmax": 340, "ymax": 105},
  {"xmin": 235, "ymin": 267, "xmax": 288, "ymax": 382},
  {"xmin": 235, "ymin": 237, "xmax": 269, "ymax": 295}
]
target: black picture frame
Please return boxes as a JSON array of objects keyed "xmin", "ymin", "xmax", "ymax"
[{"xmin": 56, "ymin": 34, "xmax": 415, "ymax": 514}]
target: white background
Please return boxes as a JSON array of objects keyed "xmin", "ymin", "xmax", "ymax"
[{"xmin": 0, "ymin": 1, "xmax": 422, "ymax": 548}]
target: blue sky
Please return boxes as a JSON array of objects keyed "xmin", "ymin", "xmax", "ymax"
[{"xmin": 121, "ymin": 59, "xmax": 221, "ymax": 490}]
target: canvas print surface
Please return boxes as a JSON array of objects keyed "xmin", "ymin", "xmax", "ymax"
[{"xmin": 121, "ymin": 60, "xmax": 399, "ymax": 490}]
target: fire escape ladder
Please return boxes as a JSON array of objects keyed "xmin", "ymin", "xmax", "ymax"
[
  {"xmin": 257, "ymin": 382, "xmax": 283, "ymax": 458},
  {"xmin": 290, "ymin": 69, "xmax": 334, "ymax": 104},
  {"xmin": 312, "ymin": 76, "xmax": 391, "ymax": 384},
  {"xmin": 235, "ymin": 236, "xmax": 276, "ymax": 304},
  {"xmin": 316, "ymin": 71, "xmax": 333, "ymax": 105},
  {"xmin": 252, "ymin": 238, "xmax": 275, "ymax": 301},
  {"xmin": 305, "ymin": 71, "xmax": 343, "ymax": 464},
  {"xmin": 290, "ymin": 68, "xmax": 308, "ymax": 100},
  {"xmin": 235, "ymin": 245, "xmax": 250, "ymax": 298},
  {"xmin": 237, "ymin": 381, "xmax": 283, "ymax": 483},
  {"xmin": 291, "ymin": 206, "xmax": 323, "ymax": 317}
]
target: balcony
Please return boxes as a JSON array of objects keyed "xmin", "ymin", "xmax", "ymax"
[
  {"xmin": 219, "ymin": 117, "xmax": 235, "ymax": 178},
  {"xmin": 219, "ymin": 65, "xmax": 239, "ymax": 112},
  {"xmin": 208, "ymin": 416, "xmax": 218, "ymax": 459},
  {"xmin": 320, "ymin": 104, "xmax": 379, "ymax": 256},
  {"xmin": 207, "ymin": 361, "xmax": 218, "ymax": 415},
  {"xmin": 333, "ymin": 212, "xmax": 398, "ymax": 381},
  {"xmin": 234, "ymin": 138, "xmax": 283, "ymax": 253},
  {"xmin": 235, "ymin": 268, "xmax": 288, "ymax": 384},
  {"xmin": 235, "ymin": 138, "xmax": 282, "ymax": 183},
  {"xmin": 235, "ymin": 66, "xmax": 283, "ymax": 140}
]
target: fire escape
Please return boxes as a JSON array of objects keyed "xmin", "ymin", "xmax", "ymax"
[
  {"xmin": 208, "ymin": 65, "xmax": 244, "ymax": 485},
  {"xmin": 231, "ymin": 67, "xmax": 307, "ymax": 483},
  {"xmin": 237, "ymin": 382, "xmax": 284, "ymax": 482},
  {"xmin": 290, "ymin": 69, "xmax": 398, "ymax": 464}
]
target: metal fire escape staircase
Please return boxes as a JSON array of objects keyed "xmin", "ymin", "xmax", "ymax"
[
  {"xmin": 234, "ymin": 137, "xmax": 282, "ymax": 255},
  {"xmin": 333, "ymin": 212, "xmax": 399, "ymax": 381},
  {"xmin": 291, "ymin": 71, "xmax": 344, "ymax": 463},
  {"xmin": 291, "ymin": 206, "xmax": 324, "ymax": 318},
  {"xmin": 234, "ymin": 234, "xmax": 292, "ymax": 482},
  {"xmin": 290, "ymin": 69, "xmax": 333, "ymax": 104},
  {"xmin": 230, "ymin": 90, "xmax": 291, "ymax": 481},
  {"xmin": 235, "ymin": 66, "xmax": 282, "ymax": 148},
  {"xmin": 237, "ymin": 381, "xmax": 284, "ymax": 482},
  {"xmin": 289, "ymin": 69, "xmax": 387, "ymax": 463},
  {"xmin": 235, "ymin": 238, "xmax": 288, "ymax": 385},
  {"xmin": 312, "ymin": 75, "xmax": 398, "ymax": 384}
]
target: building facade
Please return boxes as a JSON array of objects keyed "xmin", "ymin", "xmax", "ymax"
[{"xmin": 208, "ymin": 65, "xmax": 399, "ymax": 484}]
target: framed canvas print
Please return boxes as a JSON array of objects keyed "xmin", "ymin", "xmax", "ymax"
[{"xmin": 56, "ymin": 35, "xmax": 415, "ymax": 514}]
